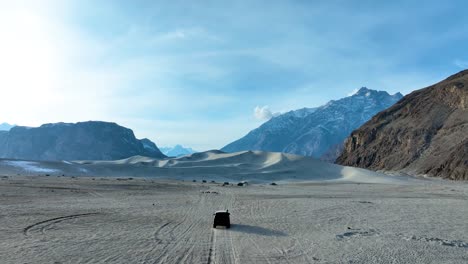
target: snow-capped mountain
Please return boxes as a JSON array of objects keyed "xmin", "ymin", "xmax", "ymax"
[
  {"xmin": 160, "ymin": 145, "xmax": 196, "ymax": 157},
  {"xmin": 222, "ymin": 87, "xmax": 403, "ymax": 161},
  {"xmin": 0, "ymin": 122, "xmax": 14, "ymax": 131}
]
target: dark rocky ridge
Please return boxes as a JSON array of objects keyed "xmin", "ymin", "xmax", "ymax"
[
  {"xmin": 0, "ymin": 121, "xmax": 166, "ymax": 161},
  {"xmin": 336, "ymin": 70, "xmax": 468, "ymax": 180}
]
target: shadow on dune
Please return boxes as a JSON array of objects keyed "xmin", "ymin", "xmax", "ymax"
[{"xmin": 229, "ymin": 224, "xmax": 287, "ymax": 236}]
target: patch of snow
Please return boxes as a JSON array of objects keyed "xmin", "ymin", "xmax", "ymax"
[
  {"xmin": 347, "ymin": 88, "xmax": 360, "ymax": 96},
  {"xmin": 291, "ymin": 107, "xmax": 317, "ymax": 118},
  {"xmin": 2, "ymin": 161, "xmax": 60, "ymax": 173}
]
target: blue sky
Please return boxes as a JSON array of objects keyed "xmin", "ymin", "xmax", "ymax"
[{"xmin": 1, "ymin": 0, "xmax": 467, "ymax": 150}]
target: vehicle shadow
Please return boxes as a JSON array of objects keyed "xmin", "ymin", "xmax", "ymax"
[{"xmin": 229, "ymin": 224, "xmax": 287, "ymax": 236}]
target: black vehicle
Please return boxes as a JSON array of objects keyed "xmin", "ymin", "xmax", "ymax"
[{"xmin": 213, "ymin": 210, "xmax": 230, "ymax": 228}]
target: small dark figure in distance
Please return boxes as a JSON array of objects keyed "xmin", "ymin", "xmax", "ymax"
[
  {"xmin": 213, "ymin": 210, "xmax": 230, "ymax": 228},
  {"xmin": 223, "ymin": 182, "xmax": 229, "ymax": 186},
  {"xmin": 237, "ymin": 182, "xmax": 244, "ymax": 186},
  {"xmin": 270, "ymin": 182, "xmax": 277, "ymax": 186}
]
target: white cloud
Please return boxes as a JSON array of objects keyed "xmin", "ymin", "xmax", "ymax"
[{"xmin": 253, "ymin": 106, "xmax": 279, "ymax": 121}]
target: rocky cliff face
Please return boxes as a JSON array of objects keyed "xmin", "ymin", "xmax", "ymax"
[
  {"xmin": 336, "ymin": 70, "xmax": 468, "ymax": 180},
  {"xmin": 222, "ymin": 88, "xmax": 402, "ymax": 160},
  {"xmin": 0, "ymin": 121, "xmax": 166, "ymax": 161}
]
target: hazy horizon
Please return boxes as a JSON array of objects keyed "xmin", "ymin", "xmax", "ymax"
[{"xmin": 1, "ymin": 0, "xmax": 467, "ymax": 150}]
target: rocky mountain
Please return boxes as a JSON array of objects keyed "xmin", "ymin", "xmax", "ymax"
[
  {"xmin": 336, "ymin": 70, "xmax": 468, "ymax": 180},
  {"xmin": 160, "ymin": 145, "xmax": 196, "ymax": 157},
  {"xmin": 0, "ymin": 123, "xmax": 14, "ymax": 131},
  {"xmin": 140, "ymin": 138, "xmax": 161, "ymax": 153},
  {"xmin": 222, "ymin": 88, "xmax": 403, "ymax": 160},
  {"xmin": 0, "ymin": 121, "xmax": 166, "ymax": 161}
]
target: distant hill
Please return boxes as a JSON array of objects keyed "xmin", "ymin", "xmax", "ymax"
[
  {"xmin": 222, "ymin": 88, "xmax": 402, "ymax": 161},
  {"xmin": 337, "ymin": 70, "xmax": 468, "ymax": 180},
  {"xmin": 0, "ymin": 121, "xmax": 166, "ymax": 161},
  {"xmin": 160, "ymin": 145, "xmax": 196, "ymax": 157},
  {"xmin": 0, "ymin": 123, "xmax": 14, "ymax": 131}
]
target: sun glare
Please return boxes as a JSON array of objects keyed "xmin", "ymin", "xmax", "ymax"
[{"xmin": 0, "ymin": 8, "xmax": 61, "ymax": 124}]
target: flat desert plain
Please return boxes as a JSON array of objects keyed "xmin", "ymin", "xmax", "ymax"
[{"xmin": 1, "ymin": 175, "xmax": 467, "ymax": 264}]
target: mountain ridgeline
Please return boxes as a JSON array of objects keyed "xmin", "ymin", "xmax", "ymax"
[
  {"xmin": 337, "ymin": 70, "xmax": 468, "ymax": 180},
  {"xmin": 160, "ymin": 145, "xmax": 196, "ymax": 157},
  {"xmin": 0, "ymin": 123, "xmax": 14, "ymax": 131},
  {"xmin": 222, "ymin": 88, "xmax": 403, "ymax": 160},
  {"xmin": 0, "ymin": 121, "xmax": 166, "ymax": 161}
]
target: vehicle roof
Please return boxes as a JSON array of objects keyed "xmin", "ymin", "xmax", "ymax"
[{"xmin": 215, "ymin": 210, "xmax": 229, "ymax": 214}]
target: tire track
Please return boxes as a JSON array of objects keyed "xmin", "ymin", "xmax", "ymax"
[
  {"xmin": 272, "ymin": 245, "xmax": 293, "ymax": 264},
  {"xmin": 153, "ymin": 222, "xmax": 171, "ymax": 243},
  {"xmin": 289, "ymin": 237, "xmax": 313, "ymax": 263},
  {"xmin": 180, "ymin": 191, "xmax": 229, "ymax": 264},
  {"xmin": 152, "ymin": 221, "xmax": 195, "ymax": 263},
  {"xmin": 245, "ymin": 193, "xmax": 315, "ymax": 263},
  {"xmin": 149, "ymin": 186, "xmax": 238, "ymax": 264},
  {"xmin": 229, "ymin": 229, "xmax": 241, "ymax": 264},
  {"xmin": 245, "ymin": 194, "xmax": 276, "ymax": 263},
  {"xmin": 207, "ymin": 229, "xmax": 215, "ymax": 264},
  {"xmin": 209, "ymin": 187, "xmax": 240, "ymax": 264},
  {"xmin": 212, "ymin": 230, "xmax": 234, "ymax": 264},
  {"xmin": 248, "ymin": 236, "xmax": 272, "ymax": 264},
  {"xmin": 23, "ymin": 213, "xmax": 100, "ymax": 236},
  {"xmin": 152, "ymin": 193, "xmax": 206, "ymax": 263}
]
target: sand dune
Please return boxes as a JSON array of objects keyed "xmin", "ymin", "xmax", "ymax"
[{"xmin": 0, "ymin": 150, "xmax": 413, "ymax": 184}]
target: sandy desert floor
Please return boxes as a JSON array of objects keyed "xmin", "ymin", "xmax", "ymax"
[{"xmin": 0, "ymin": 175, "xmax": 467, "ymax": 264}]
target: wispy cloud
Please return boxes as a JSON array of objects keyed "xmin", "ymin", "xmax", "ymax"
[
  {"xmin": 152, "ymin": 27, "xmax": 221, "ymax": 43},
  {"xmin": 454, "ymin": 59, "xmax": 468, "ymax": 69}
]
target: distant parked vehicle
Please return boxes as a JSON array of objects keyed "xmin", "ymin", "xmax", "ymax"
[
  {"xmin": 237, "ymin": 182, "xmax": 244, "ymax": 186},
  {"xmin": 270, "ymin": 182, "xmax": 277, "ymax": 186},
  {"xmin": 222, "ymin": 182, "xmax": 229, "ymax": 186},
  {"xmin": 213, "ymin": 210, "xmax": 230, "ymax": 228}
]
